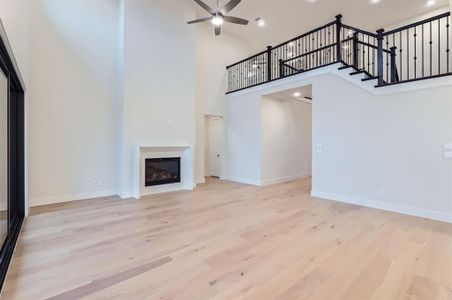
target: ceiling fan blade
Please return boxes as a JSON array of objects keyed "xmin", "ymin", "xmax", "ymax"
[
  {"xmin": 221, "ymin": 0, "xmax": 241, "ymax": 14},
  {"xmin": 187, "ymin": 16, "xmax": 213, "ymax": 24},
  {"xmin": 193, "ymin": 0, "xmax": 216, "ymax": 15},
  {"xmin": 223, "ymin": 16, "xmax": 249, "ymax": 25},
  {"xmin": 214, "ymin": 26, "xmax": 222, "ymax": 36}
]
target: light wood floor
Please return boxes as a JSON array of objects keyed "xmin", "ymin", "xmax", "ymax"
[{"xmin": 3, "ymin": 178, "xmax": 452, "ymax": 299}]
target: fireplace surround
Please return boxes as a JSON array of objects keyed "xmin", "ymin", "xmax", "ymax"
[{"xmin": 132, "ymin": 145, "xmax": 194, "ymax": 198}]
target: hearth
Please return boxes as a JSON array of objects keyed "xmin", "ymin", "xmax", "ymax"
[{"xmin": 145, "ymin": 157, "xmax": 181, "ymax": 186}]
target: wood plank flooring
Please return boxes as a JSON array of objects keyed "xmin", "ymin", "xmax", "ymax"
[{"xmin": 2, "ymin": 177, "xmax": 452, "ymax": 299}]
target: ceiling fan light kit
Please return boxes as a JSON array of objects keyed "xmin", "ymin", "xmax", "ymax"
[{"xmin": 187, "ymin": 0, "xmax": 249, "ymax": 36}]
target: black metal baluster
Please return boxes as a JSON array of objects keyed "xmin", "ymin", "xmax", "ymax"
[
  {"xmin": 407, "ymin": 28, "xmax": 410, "ymax": 80},
  {"xmin": 362, "ymin": 34, "xmax": 366, "ymax": 71},
  {"xmin": 430, "ymin": 21, "xmax": 433, "ymax": 76},
  {"xmin": 399, "ymin": 32, "xmax": 403, "ymax": 81},
  {"xmin": 414, "ymin": 26, "xmax": 417, "ymax": 79},
  {"xmin": 367, "ymin": 35, "xmax": 370, "ymax": 73},
  {"xmin": 422, "ymin": 24, "xmax": 425, "ymax": 77},
  {"xmin": 438, "ymin": 19, "xmax": 441, "ymax": 74},
  {"xmin": 392, "ymin": 34, "xmax": 395, "ymax": 80},
  {"xmin": 386, "ymin": 37, "xmax": 389, "ymax": 82},
  {"xmin": 447, "ymin": 16, "xmax": 450, "ymax": 73},
  {"xmin": 372, "ymin": 37, "xmax": 376, "ymax": 75}
]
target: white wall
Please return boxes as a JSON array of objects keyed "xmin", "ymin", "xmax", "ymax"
[
  {"xmin": 28, "ymin": 0, "xmax": 120, "ymax": 206},
  {"xmin": 224, "ymin": 95, "xmax": 262, "ymax": 185},
  {"xmin": 261, "ymin": 96, "xmax": 312, "ymax": 185},
  {"xmin": 195, "ymin": 25, "xmax": 249, "ymax": 183},
  {"xmin": 312, "ymin": 74, "xmax": 452, "ymax": 222},
  {"xmin": 120, "ymin": 0, "xmax": 197, "ymax": 197},
  {"xmin": 226, "ymin": 68, "xmax": 452, "ymax": 223}
]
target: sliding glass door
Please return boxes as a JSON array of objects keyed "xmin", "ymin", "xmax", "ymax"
[
  {"xmin": 0, "ymin": 27, "xmax": 25, "ymax": 290},
  {"xmin": 0, "ymin": 69, "xmax": 7, "ymax": 249}
]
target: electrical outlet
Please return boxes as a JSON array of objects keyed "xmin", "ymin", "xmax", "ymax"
[
  {"xmin": 379, "ymin": 188, "xmax": 387, "ymax": 196},
  {"xmin": 93, "ymin": 181, "xmax": 101, "ymax": 186}
]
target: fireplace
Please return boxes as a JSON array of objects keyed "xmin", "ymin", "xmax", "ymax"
[{"xmin": 145, "ymin": 157, "xmax": 181, "ymax": 187}]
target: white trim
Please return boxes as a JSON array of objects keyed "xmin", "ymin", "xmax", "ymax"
[
  {"xmin": 226, "ymin": 62, "xmax": 452, "ymax": 99},
  {"xmin": 261, "ymin": 173, "xmax": 311, "ymax": 186},
  {"xmin": 221, "ymin": 176, "xmax": 261, "ymax": 186},
  {"xmin": 133, "ymin": 145, "xmax": 194, "ymax": 199},
  {"xmin": 119, "ymin": 191, "xmax": 133, "ymax": 199},
  {"xmin": 30, "ymin": 190, "xmax": 118, "ymax": 207},
  {"xmin": 311, "ymin": 190, "xmax": 452, "ymax": 224},
  {"xmin": 196, "ymin": 177, "xmax": 206, "ymax": 184}
]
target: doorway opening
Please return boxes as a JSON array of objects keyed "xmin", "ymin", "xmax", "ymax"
[
  {"xmin": 261, "ymin": 85, "xmax": 312, "ymax": 189},
  {"xmin": 204, "ymin": 115, "xmax": 224, "ymax": 179}
]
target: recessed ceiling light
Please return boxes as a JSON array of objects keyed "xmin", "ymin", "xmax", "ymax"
[
  {"xmin": 426, "ymin": 0, "xmax": 435, "ymax": 7},
  {"xmin": 288, "ymin": 42, "xmax": 295, "ymax": 47},
  {"xmin": 255, "ymin": 17, "xmax": 266, "ymax": 27},
  {"xmin": 369, "ymin": 0, "xmax": 381, "ymax": 4},
  {"xmin": 293, "ymin": 92, "xmax": 302, "ymax": 97}
]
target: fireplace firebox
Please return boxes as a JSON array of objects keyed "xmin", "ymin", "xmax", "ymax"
[{"xmin": 145, "ymin": 157, "xmax": 181, "ymax": 187}]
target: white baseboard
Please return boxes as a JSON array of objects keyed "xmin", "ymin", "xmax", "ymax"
[
  {"xmin": 261, "ymin": 173, "xmax": 311, "ymax": 186},
  {"xmin": 221, "ymin": 176, "xmax": 261, "ymax": 186},
  {"xmin": 31, "ymin": 190, "xmax": 118, "ymax": 207},
  {"xmin": 120, "ymin": 191, "xmax": 133, "ymax": 199},
  {"xmin": 196, "ymin": 177, "xmax": 206, "ymax": 184},
  {"xmin": 311, "ymin": 190, "xmax": 452, "ymax": 224}
]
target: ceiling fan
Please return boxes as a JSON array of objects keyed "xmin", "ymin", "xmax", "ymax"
[{"xmin": 187, "ymin": 0, "xmax": 249, "ymax": 36}]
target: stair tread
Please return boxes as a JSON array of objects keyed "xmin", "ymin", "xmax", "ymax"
[
  {"xmin": 362, "ymin": 76, "xmax": 379, "ymax": 82},
  {"xmin": 338, "ymin": 65, "xmax": 353, "ymax": 70},
  {"xmin": 349, "ymin": 70, "xmax": 366, "ymax": 76}
]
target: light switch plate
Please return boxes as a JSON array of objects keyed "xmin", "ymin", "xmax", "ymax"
[{"xmin": 444, "ymin": 151, "xmax": 452, "ymax": 160}]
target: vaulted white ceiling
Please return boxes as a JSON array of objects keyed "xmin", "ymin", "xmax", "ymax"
[{"xmin": 191, "ymin": 0, "xmax": 450, "ymax": 52}]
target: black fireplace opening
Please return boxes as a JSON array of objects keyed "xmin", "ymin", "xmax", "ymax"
[{"xmin": 145, "ymin": 157, "xmax": 181, "ymax": 187}]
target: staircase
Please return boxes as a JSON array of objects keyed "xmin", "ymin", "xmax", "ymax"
[{"xmin": 226, "ymin": 12, "xmax": 451, "ymax": 94}]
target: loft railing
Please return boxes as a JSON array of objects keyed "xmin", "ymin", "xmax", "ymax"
[
  {"xmin": 380, "ymin": 12, "xmax": 451, "ymax": 85},
  {"xmin": 226, "ymin": 12, "xmax": 451, "ymax": 93}
]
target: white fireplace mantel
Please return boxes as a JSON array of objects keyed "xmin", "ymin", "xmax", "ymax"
[{"xmin": 132, "ymin": 145, "xmax": 194, "ymax": 199}]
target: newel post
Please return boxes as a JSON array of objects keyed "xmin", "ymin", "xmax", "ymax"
[
  {"xmin": 376, "ymin": 28, "xmax": 385, "ymax": 85},
  {"xmin": 279, "ymin": 59, "xmax": 284, "ymax": 77},
  {"xmin": 352, "ymin": 32, "xmax": 359, "ymax": 68},
  {"xmin": 390, "ymin": 46, "xmax": 397, "ymax": 83},
  {"xmin": 335, "ymin": 14, "xmax": 343, "ymax": 63},
  {"xmin": 266, "ymin": 45, "xmax": 272, "ymax": 82}
]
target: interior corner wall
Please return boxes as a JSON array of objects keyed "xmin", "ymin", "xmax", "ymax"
[
  {"xmin": 27, "ymin": 0, "xmax": 120, "ymax": 206},
  {"xmin": 120, "ymin": 0, "xmax": 197, "ymax": 197},
  {"xmin": 261, "ymin": 96, "xmax": 312, "ymax": 185}
]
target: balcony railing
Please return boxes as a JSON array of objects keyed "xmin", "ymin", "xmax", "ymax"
[{"xmin": 226, "ymin": 12, "xmax": 451, "ymax": 93}]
